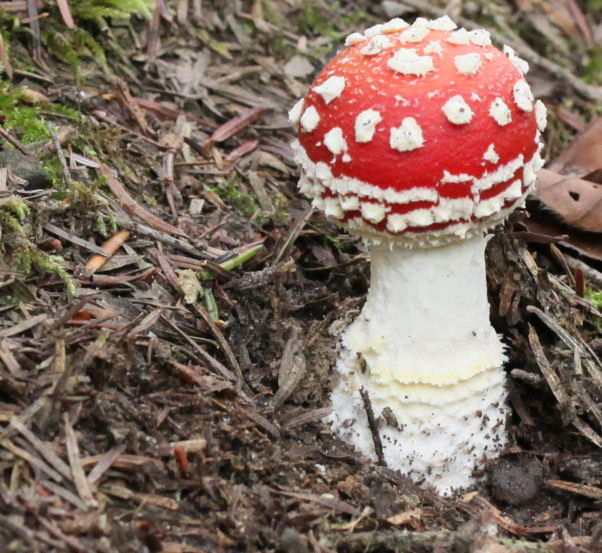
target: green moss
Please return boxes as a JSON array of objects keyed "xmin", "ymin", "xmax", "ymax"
[
  {"xmin": 583, "ymin": 46, "xmax": 602, "ymax": 85},
  {"xmin": 298, "ymin": 0, "xmax": 342, "ymax": 39},
  {"xmin": 34, "ymin": 0, "xmax": 154, "ymax": 82},
  {"xmin": 0, "ymin": 196, "xmax": 75, "ymax": 296},
  {"xmin": 95, "ymin": 210, "xmax": 118, "ymax": 238},
  {"xmin": 585, "ymin": 288, "xmax": 602, "ymax": 334},
  {"xmin": 68, "ymin": 0, "xmax": 153, "ymax": 21},
  {"xmin": 211, "ymin": 175, "xmax": 260, "ymax": 219},
  {"xmin": 586, "ymin": 288, "xmax": 602, "ymax": 309},
  {"xmin": 0, "ymin": 84, "xmax": 82, "ymax": 147},
  {"xmin": 41, "ymin": 22, "xmax": 107, "ymax": 81},
  {"xmin": 261, "ymin": 0, "xmax": 286, "ymax": 28}
]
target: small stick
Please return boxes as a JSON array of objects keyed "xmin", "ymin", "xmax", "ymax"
[
  {"xmin": 85, "ymin": 230, "xmax": 130, "ymax": 274},
  {"xmin": 173, "ymin": 447, "xmax": 190, "ymax": 479},
  {"xmin": 360, "ymin": 386, "xmax": 386, "ymax": 466},
  {"xmin": 574, "ymin": 266, "xmax": 585, "ymax": 298},
  {"xmin": 45, "ymin": 121, "xmax": 71, "ymax": 186},
  {"xmin": 0, "ymin": 126, "xmax": 30, "ymax": 156}
]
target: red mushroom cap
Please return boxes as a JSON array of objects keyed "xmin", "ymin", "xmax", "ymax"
[{"xmin": 291, "ymin": 16, "xmax": 546, "ymax": 245}]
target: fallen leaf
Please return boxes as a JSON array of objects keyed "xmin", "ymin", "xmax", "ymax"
[
  {"xmin": 551, "ymin": 116, "xmax": 602, "ymax": 174},
  {"xmin": 57, "ymin": 0, "xmax": 75, "ymax": 29},
  {"xmin": 283, "ymin": 55, "xmax": 315, "ymax": 78},
  {"xmin": 205, "ymin": 106, "xmax": 266, "ymax": 152},
  {"xmin": 534, "ymin": 168, "xmax": 602, "ymax": 232},
  {"xmin": 387, "ymin": 508, "xmax": 424, "ymax": 528},
  {"xmin": 99, "ymin": 164, "xmax": 187, "ymax": 237}
]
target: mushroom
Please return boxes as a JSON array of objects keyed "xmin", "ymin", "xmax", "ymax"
[{"xmin": 290, "ymin": 16, "xmax": 546, "ymax": 494}]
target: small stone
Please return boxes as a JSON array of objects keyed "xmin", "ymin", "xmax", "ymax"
[
  {"xmin": 283, "ymin": 55, "xmax": 315, "ymax": 78},
  {"xmin": 489, "ymin": 456, "xmax": 544, "ymax": 505},
  {"xmin": 189, "ymin": 198, "xmax": 205, "ymax": 215},
  {"xmin": 0, "ymin": 149, "xmax": 51, "ymax": 189},
  {"xmin": 279, "ymin": 527, "xmax": 309, "ymax": 553}
]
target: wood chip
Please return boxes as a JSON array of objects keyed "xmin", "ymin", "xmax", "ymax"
[
  {"xmin": 545, "ymin": 479, "xmax": 602, "ymax": 499},
  {"xmin": 63, "ymin": 413, "xmax": 96, "ymax": 508}
]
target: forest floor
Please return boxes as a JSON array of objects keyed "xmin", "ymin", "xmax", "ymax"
[{"xmin": 1, "ymin": 1, "xmax": 602, "ymax": 552}]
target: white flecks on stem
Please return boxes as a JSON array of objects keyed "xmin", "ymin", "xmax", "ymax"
[
  {"xmin": 483, "ymin": 143, "xmax": 500, "ymax": 163},
  {"xmin": 390, "ymin": 117, "xmax": 424, "ymax": 151},
  {"xmin": 513, "ymin": 79, "xmax": 534, "ymax": 111},
  {"xmin": 489, "ymin": 97, "xmax": 512, "ymax": 126},
  {"xmin": 329, "ymin": 235, "xmax": 508, "ymax": 494},
  {"xmin": 355, "ymin": 109, "xmax": 383, "ymax": 143},
  {"xmin": 288, "ymin": 98, "xmax": 304, "ymax": 125},
  {"xmin": 442, "ymin": 95, "xmax": 474, "ymax": 125},
  {"xmin": 388, "ymin": 48, "xmax": 434, "ymax": 76},
  {"xmin": 324, "ymin": 127, "xmax": 347, "ymax": 155},
  {"xmin": 313, "ymin": 75, "xmax": 346, "ymax": 104},
  {"xmin": 300, "ymin": 106, "xmax": 320, "ymax": 132}
]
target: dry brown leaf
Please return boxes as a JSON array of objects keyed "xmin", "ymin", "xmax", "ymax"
[
  {"xmin": 545, "ymin": 479, "xmax": 602, "ymax": 499},
  {"xmin": 387, "ymin": 508, "xmax": 424, "ymax": 528},
  {"xmin": 99, "ymin": 164, "xmax": 187, "ymax": 237},
  {"xmin": 551, "ymin": 116, "xmax": 602, "ymax": 174},
  {"xmin": 517, "ymin": 216, "xmax": 602, "ymax": 262},
  {"xmin": 57, "ymin": 0, "xmax": 75, "ymax": 29},
  {"xmin": 205, "ymin": 106, "xmax": 266, "ymax": 152},
  {"xmin": 534, "ymin": 168, "xmax": 602, "ymax": 232}
]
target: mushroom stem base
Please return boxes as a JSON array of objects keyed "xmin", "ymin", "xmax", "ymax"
[{"xmin": 327, "ymin": 233, "xmax": 509, "ymax": 494}]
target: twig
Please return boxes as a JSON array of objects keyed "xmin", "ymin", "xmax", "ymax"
[
  {"xmin": 45, "ymin": 121, "xmax": 71, "ymax": 186},
  {"xmin": 0, "ymin": 125, "xmax": 30, "ymax": 156},
  {"xmin": 191, "ymin": 303, "xmax": 249, "ymax": 394},
  {"xmin": 26, "ymin": 0, "xmax": 43, "ymax": 62},
  {"xmin": 160, "ymin": 314, "xmax": 241, "ymax": 387},
  {"xmin": 527, "ymin": 324, "xmax": 602, "ymax": 447},
  {"xmin": 273, "ymin": 207, "xmax": 313, "ymax": 265},
  {"xmin": 324, "ymin": 529, "xmax": 565, "ymax": 553},
  {"xmin": 44, "ymin": 223, "xmax": 110, "ymax": 257},
  {"xmin": 359, "ymin": 386, "xmax": 386, "ymax": 467},
  {"xmin": 563, "ymin": 255, "xmax": 602, "ymax": 290}
]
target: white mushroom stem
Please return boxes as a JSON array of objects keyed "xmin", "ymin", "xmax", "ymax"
[{"xmin": 328, "ymin": 232, "xmax": 509, "ymax": 494}]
